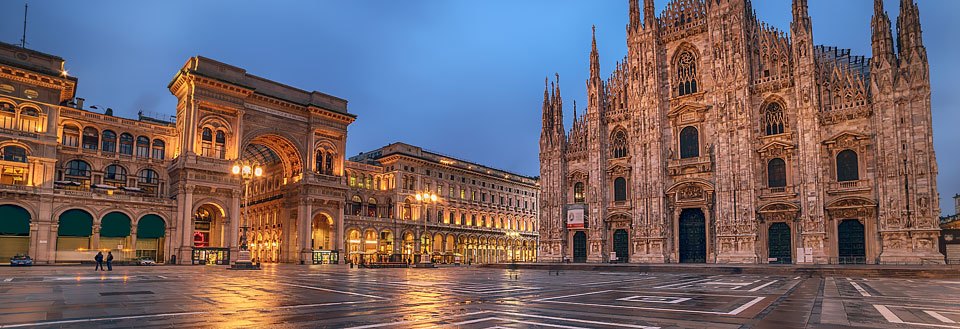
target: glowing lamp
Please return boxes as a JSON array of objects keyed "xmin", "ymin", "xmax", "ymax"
[
  {"xmin": 242, "ymin": 165, "xmax": 252, "ymax": 175},
  {"xmin": 231, "ymin": 165, "xmax": 241, "ymax": 175},
  {"xmin": 254, "ymin": 167, "xmax": 263, "ymax": 177}
]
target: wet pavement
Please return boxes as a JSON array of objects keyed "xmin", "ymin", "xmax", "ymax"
[{"xmin": 0, "ymin": 264, "xmax": 957, "ymax": 328}]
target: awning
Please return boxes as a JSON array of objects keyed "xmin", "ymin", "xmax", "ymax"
[
  {"xmin": 58, "ymin": 209, "xmax": 93, "ymax": 237},
  {"xmin": 0, "ymin": 205, "xmax": 30, "ymax": 236},
  {"xmin": 92, "ymin": 184, "xmax": 117, "ymax": 190},
  {"xmin": 137, "ymin": 214, "xmax": 165, "ymax": 238}
]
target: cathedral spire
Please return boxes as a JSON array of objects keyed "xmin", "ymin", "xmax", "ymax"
[
  {"xmin": 643, "ymin": 0, "xmax": 656, "ymax": 28},
  {"xmin": 791, "ymin": 0, "xmax": 811, "ymax": 34},
  {"xmin": 589, "ymin": 26, "xmax": 601, "ymax": 81},
  {"xmin": 629, "ymin": 0, "xmax": 641, "ymax": 32},
  {"xmin": 871, "ymin": 0, "xmax": 896, "ymax": 66},
  {"xmin": 553, "ymin": 73, "xmax": 565, "ymax": 136},
  {"xmin": 542, "ymin": 76, "xmax": 551, "ymax": 129},
  {"xmin": 896, "ymin": 0, "xmax": 924, "ymax": 58}
]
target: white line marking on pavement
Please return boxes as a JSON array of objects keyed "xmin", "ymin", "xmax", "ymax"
[
  {"xmin": 493, "ymin": 311, "xmax": 660, "ymax": 328},
  {"xmin": 277, "ymin": 282, "xmax": 388, "ymax": 299},
  {"xmin": 874, "ymin": 305, "xmax": 903, "ymax": 323},
  {"xmin": 748, "ymin": 280, "xmax": 779, "ymax": 292},
  {"xmin": 653, "ymin": 278, "xmax": 713, "ymax": 289},
  {"xmin": 2, "ymin": 278, "xmax": 11, "ymax": 282},
  {"xmin": 156, "ymin": 275, "xmax": 167, "ymax": 279},
  {"xmin": 582, "ymin": 277, "xmax": 652, "ymax": 286},
  {"xmin": 536, "ymin": 289, "xmax": 611, "ymax": 302},
  {"xmin": 0, "ymin": 300, "xmax": 377, "ymax": 328},
  {"xmin": 793, "ymin": 276, "xmax": 801, "ymax": 280},
  {"xmin": 534, "ymin": 291, "xmax": 765, "ymax": 316},
  {"xmin": 925, "ymin": 310, "xmax": 957, "ymax": 324},
  {"xmin": 850, "ymin": 282, "xmax": 872, "ymax": 297},
  {"xmin": 727, "ymin": 297, "xmax": 766, "ymax": 315},
  {"xmin": 344, "ymin": 311, "xmax": 489, "ymax": 329}
]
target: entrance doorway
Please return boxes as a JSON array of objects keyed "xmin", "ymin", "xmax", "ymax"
[
  {"xmin": 767, "ymin": 222, "xmax": 791, "ymax": 264},
  {"xmin": 573, "ymin": 231, "xmax": 587, "ymax": 263},
  {"xmin": 613, "ymin": 229, "xmax": 629, "ymax": 263},
  {"xmin": 678, "ymin": 208, "xmax": 706, "ymax": 263},
  {"xmin": 837, "ymin": 219, "xmax": 866, "ymax": 264}
]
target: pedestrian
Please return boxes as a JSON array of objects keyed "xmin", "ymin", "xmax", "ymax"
[
  {"xmin": 106, "ymin": 251, "xmax": 114, "ymax": 271},
  {"xmin": 94, "ymin": 251, "xmax": 104, "ymax": 271}
]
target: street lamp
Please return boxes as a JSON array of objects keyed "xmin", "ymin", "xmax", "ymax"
[
  {"xmin": 231, "ymin": 160, "xmax": 262, "ymax": 269},
  {"xmin": 414, "ymin": 191, "xmax": 438, "ymax": 268}
]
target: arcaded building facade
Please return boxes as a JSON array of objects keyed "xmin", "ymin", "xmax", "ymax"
[
  {"xmin": 539, "ymin": 0, "xmax": 943, "ymax": 264},
  {"xmin": 345, "ymin": 143, "xmax": 539, "ymax": 264},
  {"xmin": 0, "ymin": 41, "xmax": 358, "ymax": 265}
]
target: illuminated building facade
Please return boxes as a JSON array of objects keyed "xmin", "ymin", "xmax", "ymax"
[{"xmin": 538, "ymin": 0, "xmax": 944, "ymax": 264}]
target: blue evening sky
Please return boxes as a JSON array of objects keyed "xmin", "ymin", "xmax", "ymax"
[{"xmin": 1, "ymin": 1, "xmax": 957, "ymax": 215}]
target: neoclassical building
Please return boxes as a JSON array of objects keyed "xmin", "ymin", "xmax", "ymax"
[
  {"xmin": 0, "ymin": 41, "xmax": 357, "ymax": 265},
  {"xmin": 344, "ymin": 143, "xmax": 539, "ymax": 264},
  {"xmin": 539, "ymin": 0, "xmax": 943, "ymax": 264}
]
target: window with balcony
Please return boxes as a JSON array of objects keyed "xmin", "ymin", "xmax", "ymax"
[
  {"xmin": 62, "ymin": 125, "xmax": 80, "ymax": 147},
  {"xmin": 367, "ymin": 198, "xmax": 378, "ymax": 217},
  {"xmin": 19, "ymin": 107, "xmax": 40, "ymax": 132},
  {"xmin": 679, "ymin": 126, "xmax": 699, "ymax": 158},
  {"xmin": 215, "ymin": 131, "xmax": 226, "ymax": 159},
  {"xmin": 136, "ymin": 136, "xmax": 150, "ymax": 158},
  {"xmin": 117, "ymin": 133, "xmax": 132, "ymax": 155},
  {"xmin": 81, "ymin": 127, "xmax": 99, "ymax": 150},
  {"xmin": 836, "ymin": 149, "xmax": 859, "ymax": 182},
  {"xmin": 152, "ymin": 139, "xmax": 165, "ymax": 159},
  {"xmin": 0, "ymin": 102, "xmax": 15, "ymax": 130},
  {"xmin": 103, "ymin": 164, "xmax": 127, "ymax": 188},
  {"xmin": 351, "ymin": 195, "xmax": 363, "ymax": 216},
  {"xmin": 64, "ymin": 160, "xmax": 91, "ymax": 186},
  {"xmin": 138, "ymin": 169, "xmax": 159, "ymax": 195}
]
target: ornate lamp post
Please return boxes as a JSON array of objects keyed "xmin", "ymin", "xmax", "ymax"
[
  {"xmin": 414, "ymin": 191, "xmax": 437, "ymax": 268},
  {"xmin": 231, "ymin": 161, "xmax": 262, "ymax": 269}
]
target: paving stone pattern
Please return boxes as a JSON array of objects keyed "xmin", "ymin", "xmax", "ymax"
[{"xmin": 0, "ymin": 265, "xmax": 957, "ymax": 328}]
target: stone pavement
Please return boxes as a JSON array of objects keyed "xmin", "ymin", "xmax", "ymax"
[{"xmin": 0, "ymin": 264, "xmax": 957, "ymax": 328}]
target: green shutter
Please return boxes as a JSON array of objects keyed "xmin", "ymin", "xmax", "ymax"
[
  {"xmin": 100, "ymin": 212, "xmax": 131, "ymax": 237},
  {"xmin": 58, "ymin": 209, "xmax": 93, "ymax": 237},
  {"xmin": 137, "ymin": 215, "xmax": 166, "ymax": 238},
  {"xmin": 0, "ymin": 205, "xmax": 30, "ymax": 236}
]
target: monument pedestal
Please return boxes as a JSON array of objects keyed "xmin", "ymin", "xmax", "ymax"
[{"xmin": 229, "ymin": 250, "xmax": 260, "ymax": 270}]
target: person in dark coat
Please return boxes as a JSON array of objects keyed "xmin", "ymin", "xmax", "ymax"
[
  {"xmin": 106, "ymin": 251, "xmax": 114, "ymax": 271},
  {"xmin": 94, "ymin": 252, "xmax": 104, "ymax": 271}
]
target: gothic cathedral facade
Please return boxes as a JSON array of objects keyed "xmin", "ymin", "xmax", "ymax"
[{"xmin": 538, "ymin": 0, "xmax": 943, "ymax": 264}]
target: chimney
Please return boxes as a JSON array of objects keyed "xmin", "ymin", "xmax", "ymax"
[
  {"xmin": 76, "ymin": 97, "xmax": 84, "ymax": 109},
  {"xmin": 954, "ymin": 194, "xmax": 959, "ymax": 215}
]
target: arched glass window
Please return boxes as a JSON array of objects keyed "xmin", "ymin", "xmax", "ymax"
[
  {"xmin": 152, "ymin": 139, "xmax": 165, "ymax": 159},
  {"xmin": 103, "ymin": 164, "xmax": 127, "ymax": 187},
  {"xmin": 62, "ymin": 125, "xmax": 80, "ymax": 147},
  {"xmin": 614, "ymin": 177, "xmax": 627, "ymax": 201},
  {"xmin": 136, "ymin": 136, "xmax": 150, "ymax": 158},
  {"xmin": 138, "ymin": 169, "xmax": 159, "ymax": 185},
  {"xmin": 101, "ymin": 130, "xmax": 117, "ymax": 153},
  {"xmin": 1, "ymin": 145, "xmax": 26, "ymax": 163},
  {"xmin": 81, "ymin": 127, "xmax": 99, "ymax": 150},
  {"xmin": 763, "ymin": 103, "xmax": 786, "ymax": 135},
  {"xmin": 64, "ymin": 160, "xmax": 90, "ymax": 185},
  {"xmin": 119, "ymin": 133, "xmax": 134, "ymax": 155},
  {"xmin": 836, "ymin": 150, "xmax": 859, "ymax": 182},
  {"xmin": 767, "ymin": 158, "xmax": 787, "ymax": 188},
  {"xmin": 679, "ymin": 126, "xmax": 699, "ymax": 158},
  {"xmin": 611, "ymin": 130, "xmax": 628, "ymax": 158},
  {"xmin": 214, "ymin": 131, "xmax": 226, "ymax": 159},
  {"xmin": 573, "ymin": 182, "xmax": 585, "ymax": 203},
  {"xmin": 675, "ymin": 50, "xmax": 699, "ymax": 96},
  {"xmin": 352, "ymin": 195, "xmax": 363, "ymax": 216},
  {"xmin": 367, "ymin": 198, "xmax": 378, "ymax": 217},
  {"xmin": 19, "ymin": 107, "xmax": 40, "ymax": 132},
  {"xmin": 200, "ymin": 128, "xmax": 213, "ymax": 157},
  {"xmin": 0, "ymin": 102, "xmax": 15, "ymax": 130}
]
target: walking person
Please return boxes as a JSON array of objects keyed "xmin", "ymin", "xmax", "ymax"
[
  {"xmin": 94, "ymin": 251, "xmax": 104, "ymax": 271},
  {"xmin": 106, "ymin": 251, "xmax": 114, "ymax": 271}
]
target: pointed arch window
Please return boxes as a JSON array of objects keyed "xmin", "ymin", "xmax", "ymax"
[
  {"xmin": 613, "ymin": 177, "xmax": 627, "ymax": 201},
  {"xmin": 101, "ymin": 130, "xmax": 117, "ymax": 153},
  {"xmin": 836, "ymin": 150, "xmax": 859, "ymax": 182},
  {"xmin": 763, "ymin": 103, "xmax": 786, "ymax": 135},
  {"xmin": 136, "ymin": 136, "xmax": 150, "ymax": 158},
  {"xmin": 611, "ymin": 130, "xmax": 628, "ymax": 158},
  {"xmin": 573, "ymin": 182, "xmax": 585, "ymax": 203},
  {"xmin": 82, "ymin": 127, "xmax": 99, "ymax": 150},
  {"xmin": 119, "ymin": 133, "xmax": 134, "ymax": 155},
  {"xmin": 200, "ymin": 128, "xmax": 213, "ymax": 157},
  {"xmin": 679, "ymin": 126, "xmax": 700, "ymax": 158},
  {"xmin": 214, "ymin": 131, "xmax": 226, "ymax": 159},
  {"xmin": 767, "ymin": 158, "xmax": 787, "ymax": 188},
  {"xmin": 152, "ymin": 139, "xmax": 165, "ymax": 159},
  {"xmin": 674, "ymin": 50, "xmax": 699, "ymax": 97}
]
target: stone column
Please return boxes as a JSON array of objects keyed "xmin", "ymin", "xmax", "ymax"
[
  {"xmin": 229, "ymin": 191, "xmax": 241, "ymax": 263},
  {"xmin": 334, "ymin": 206, "xmax": 344, "ymax": 264},
  {"xmin": 92, "ymin": 223, "xmax": 101, "ymax": 251},
  {"xmin": 298, "ymin": 201, "xmax": 312, "ymax": 264},
  {"xmin": 129, "ymin": 223, "xmax": 138, "ymax": 260},
  {"xmin": 178, "ymin": 186, "xmax": 194, "ymax": 264}
]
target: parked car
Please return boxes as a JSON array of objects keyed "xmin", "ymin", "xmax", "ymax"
[
  {"xmin": 10, "ymin": 254, "xmax": 33, "ymax": 266},
  {"xmin": 136, "ymin": 257, "xmax": 157, "ymax": 266}
]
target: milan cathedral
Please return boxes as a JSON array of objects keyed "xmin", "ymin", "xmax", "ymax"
[{"xmin": 538, "ymin": 0, "xmax": 944, "ymax": 264}]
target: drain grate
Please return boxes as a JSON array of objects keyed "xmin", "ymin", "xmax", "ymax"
[{"xmin": 99, "ymin": 291, "xmax": 154, "ymax": 296}]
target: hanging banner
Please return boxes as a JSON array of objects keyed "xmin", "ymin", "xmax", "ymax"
[{"xmin": 566, "ymin": 204, "xmax": 586, "ymax": 229}]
